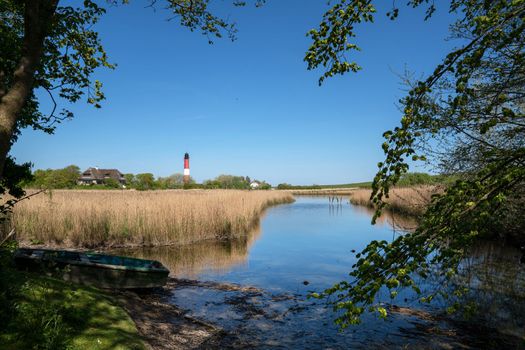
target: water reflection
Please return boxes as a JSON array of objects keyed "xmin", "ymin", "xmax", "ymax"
[
  {"xmin": 113, "ymin": 225, "xmax": 260, "ymax": 278},
  {"xmin": 456, "ymin": 242, "xmax": 525, "ymax": 337},
  {"xmin": 117, "ymin": 196, "xmax": 524, "ymax": 348},
  {"xmin": 114, "ymin": 197, "xmax": 419, "ymax": 280},
  {"xmin": 462, "ymin": 242, "xmax": 525, "ymax": 297},
  {"xmin": 328, "ymin": 202, "xmax": 344, "ymax": 216},
  {"xmin": 351, "ymin": 204, "xmax": 418, "ymax": 233}
]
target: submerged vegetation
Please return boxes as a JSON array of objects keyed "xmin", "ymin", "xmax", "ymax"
[{"xmin": 11, "ymin": 190, "xmax": 293, "ymax": 248}]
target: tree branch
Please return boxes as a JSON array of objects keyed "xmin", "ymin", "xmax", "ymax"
[
  {"xmin": 0, "ymin": 70, "xmax": 5, "ymax": 99},
  {"xmin": 0, "ymin": 0, "xmax": 59, "ymax": 177}
]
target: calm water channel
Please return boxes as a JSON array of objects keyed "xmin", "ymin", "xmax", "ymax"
[{"xmin": 118, "ymin": 196, "xmax": 525, "ymax": 349}]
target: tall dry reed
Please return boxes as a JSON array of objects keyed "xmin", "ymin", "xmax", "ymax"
[
  {"xmin": 11, "ymin": 190, "xmax": 293, "ymax": 248},
  {"xmin": 349, "ymin": 186, "xmax": 440, "ymax": 217}
]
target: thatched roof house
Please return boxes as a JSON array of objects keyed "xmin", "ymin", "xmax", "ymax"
[{"xmin": 78, "ymin": 167, "xmax": 125, "ymax": 185}]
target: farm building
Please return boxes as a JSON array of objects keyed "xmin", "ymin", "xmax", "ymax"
[{"xmin": 78, "ymin": 167, "xmax": 126, "ymax": 186}]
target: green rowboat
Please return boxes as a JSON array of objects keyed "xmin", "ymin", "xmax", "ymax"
[{"xmin": 14, "ymin": 248, "xmax": 169, "ymax": 289}]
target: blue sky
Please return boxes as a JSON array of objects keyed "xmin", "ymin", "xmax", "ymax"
[{"xmin": 11, "ymin": 1, "xmax": 457, "ymax": 185}]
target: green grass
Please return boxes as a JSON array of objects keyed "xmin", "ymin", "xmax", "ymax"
[{"xmin": 0, "ymin": 270, "xmax": 145, "ymax": 350}]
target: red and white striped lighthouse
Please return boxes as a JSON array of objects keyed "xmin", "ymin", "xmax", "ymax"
[{"xmin": 183, "ymin": 153, "xmax": 190, "ymax": 184}]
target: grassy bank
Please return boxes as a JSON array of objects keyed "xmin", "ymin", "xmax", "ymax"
[
  {"xmin": 349, "ymin": 186, "xmax": 440, "ymax": 217},
  {"xmin": 0, "ymin": 268, "xmax": 144, "ymax": 350},
  {"xmin": 11, "ymin": 190, "xmax": 294, "ymax": 248}
]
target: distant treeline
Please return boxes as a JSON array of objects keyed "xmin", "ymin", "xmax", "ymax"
[
  {"xmin": 276, "ymin": 172, "xmax": 457, "ymax": 190},
  {"xmin": 24, "ymin": 166, "xmax": 452, "ymax": 191},
  {"xmin": 396, "ymin": 172, "xmax": 458, "ymax": 187},
  {"xmin": 23, "ymin": 165, "xmax": 271, "ymax": 190},
  {"xmin": 202, "ymin": 175, "xmax": 271, "ymax": 190},
  {"xmin": 25, "ymin": 165, "xmax": 82, "ymax": 189},
  {"xmin": 276, "ymin": 182, "xmax": 372, "ymax": 190}
]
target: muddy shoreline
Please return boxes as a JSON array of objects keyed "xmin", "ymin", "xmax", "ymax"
[
  {"xmin": 114, "ymin": 289, "xmax": 224, "ymax": 350},
  {"xmin": 112, "ymin": 278, "xmax": 525, "ymax": 350},
  {"xmin": 112, "ymin": 278, "xmax": 272, "ymax": 349}
]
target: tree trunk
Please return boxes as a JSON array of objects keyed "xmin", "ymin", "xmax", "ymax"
[{"xmin": 0, "ymin": 0, "xmax": 58, "ymax": 178}]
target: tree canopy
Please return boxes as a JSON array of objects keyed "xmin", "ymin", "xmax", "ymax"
[
  {"xmin": 202, "ymin": 175, "xmax": 271, "ymax": 189},
  {"xmin": 156, "ymin": 173, "xmax": 195, "ymax": 189},
  {"xmin": 306, "ymin": 0, "xmax": 525, "ymax": 327},
  {"xmin": 29, "ymin": 165, "xmax": 80, "ymax": 189}
]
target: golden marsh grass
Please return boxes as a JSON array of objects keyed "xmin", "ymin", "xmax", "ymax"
[
  {"xmin": 11, "ymin": 190, "xmax": 293, "ymax": 248},
  {"xmin": 349, "ymin": 186, "xmax": 440, "ymax": 217}
]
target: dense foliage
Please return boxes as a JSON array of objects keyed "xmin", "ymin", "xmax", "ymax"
[
  {"xmin": 0, "ymin": 157, "xmax": 32, "ymax": 221},
  {"xmin": 203, "ymin": 174, "xmax": 270, "ymax": 189},
  {"xmin": 128, "ymin": 172, "xmax": 196, "ymax": 190},
  {"xmin": 24, "ymin": 166, "xmax": 273, "ymax": 191},
  {"xmin": 155, "ymin": 173, "xmax": 195, "ymax": 189},
  {"xmin": 306, "ymin": 0, "xmax": 525, "ymax": 327},
  {"xmin": 396, "ymin": 172, "xmax": 457, "ymax": 187},
  {"xmin": 28, "ymin": 165, "xmax": 80, "ymax": 189}
]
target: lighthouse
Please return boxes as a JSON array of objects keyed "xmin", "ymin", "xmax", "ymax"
[{"xmin": 183, "ymin": 153, "xmax": 190, "ymax": 184}]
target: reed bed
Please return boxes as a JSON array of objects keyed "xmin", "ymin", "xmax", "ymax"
[
  {"xmin": 10, "ymin": 190, "xmax": 294, "ymax": 248},
  {"xmin": 348, "ymin": 186, "xmax": 441, "ymax": 217}
]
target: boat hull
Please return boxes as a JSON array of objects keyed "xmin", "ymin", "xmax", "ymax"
[
  {"xmin": 14, "ymin": 248, "xmax": 169, "ymax": 289},
  {"xmin": 62, "ymin": 263, "xmax": 169, "ymax": 289}
]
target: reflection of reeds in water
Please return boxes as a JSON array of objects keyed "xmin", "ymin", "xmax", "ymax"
[
  {"xmin": 113, "ymin": 225, "xmax": 261, "ymax": 278},
  {"xmin": 11, "ymin": 190, "xmax": 293, "ymax": 248},
  {"xmin": 328, "ymin": 203, "xmax": 344, "ymax": 216},
  {"xmin": 351, "ymin": 205, "xmax": 418, "ymax": 233},
  {"xmin": 450, "ymin": 242, "xmax": 525, "ymax": 337},
  {"xmin": 328, "ymin": 196, "xmax": 346, "ymax": 216},
  {"xmin": 459, "ymin": 242, "xmax": 525, "ymax": 299}
]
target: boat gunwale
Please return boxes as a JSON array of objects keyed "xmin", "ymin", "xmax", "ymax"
[{"xmin": 15, "ymin": 248, "xmax": 170, "ymax": 274}]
